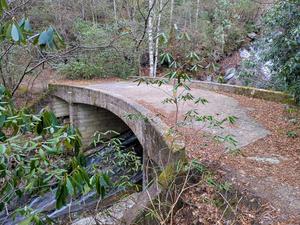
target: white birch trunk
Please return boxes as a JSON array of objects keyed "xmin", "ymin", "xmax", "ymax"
[
  {"xmin": 81, "ymin": 1, "xmax": 85, "ymax": 19},
  {"xmin": 113, "ymin": 0, "xmax": 118, "ymax": 25},
  {"xmin": 195, "ymin": 0, "xmax": 200, "ymax": 27},
  {"xmin": 148, "ymin": 0, "xmax": 155, "ymax": 77},
  {"xmin": 153, "ymin": 0, "xmax": 163, "ymax": 77},
  {"xmin": 170, "ymin": 0, "xmax": 174, "ymax": 27}
]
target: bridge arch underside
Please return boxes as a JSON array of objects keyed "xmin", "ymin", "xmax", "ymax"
[{"xmin": 50, "ymin": 86, "xmax": 183, "ymax": 172}]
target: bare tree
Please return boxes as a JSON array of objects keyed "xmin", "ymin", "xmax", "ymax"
[
  {"xmin": 170, "ymin": 0, "xmax": 174, "ymax": 27},
  {"xmin": 113, "ymin": 0, "xmax": 118, "ymax": 25},
  {"xmin": 153, "ymin": 0, "xmax": 163, "ymax": 76},
  {"xmin": 148, "ymin": 0, "xmax": 155, "ymax": 77},
  {"xmin": 195, "ymin": 0, "xmax": 200, "ymax": 27}
]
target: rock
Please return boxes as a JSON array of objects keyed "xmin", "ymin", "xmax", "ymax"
[
  {"xmin": 247, "ymin": 156, "xmax": 281, "ymax": 164},
  {"xmin": 224, "ymin": 68, "xmax": 236, "ymax": 82},
  {"xmin": 260, "ymin": 61, "xmax": 273, "ymax": 81},
  {"xmin": 206, "ymin": 75, "xmax": 212, "ymax": 82},
  {"xmin": 247, "ymin": 32, "xmax": 257, "ymax": 40},
  {"xmin": 72, "ymin": 193, "xmax": 139, "ymax": 225},
  {"xmin": 224, "ymin": 67, "xmax": 243, "ymax": 85},
  {"xmin": 239, "ymin": 48, "xmax": 251, "ymax": 59}
]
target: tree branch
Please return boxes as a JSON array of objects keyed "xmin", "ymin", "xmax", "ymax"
[
  {"xmin": 0, "ymin": 44, "xmax": 14, "ymax": 61},
  {"xmin": 135, "ymin": 0, "xmax": 157, "ymax": 50}
]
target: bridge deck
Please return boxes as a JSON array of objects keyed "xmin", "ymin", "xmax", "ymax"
[
  {"xmin": 81, "ymin": 81, "xmax": 269, "ymax": 148},
  {"xmin": 51, "ymin": 80, "xmax": 300, "ymax": 222}
]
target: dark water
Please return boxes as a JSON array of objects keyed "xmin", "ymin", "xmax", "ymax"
[{"xmin": 0, "ymin": 131, "xmax": 143, "ymax": 225}]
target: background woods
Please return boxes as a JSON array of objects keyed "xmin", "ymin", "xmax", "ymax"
[{"xmin": 1, "ymin": 0, "xmax": 299, "ymax": 102}]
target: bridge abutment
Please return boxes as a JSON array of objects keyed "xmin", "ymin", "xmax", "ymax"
[
  {"xmin": 51, "ymin": 96, "xmax": 69, "ymax": 118},
  {"xmin": 71, "ymin": 104, "xmax": 129, "ymax": 146},
  {"xmin": 51, "ymin": 96, "xmax": 129, "ymax": 146}
]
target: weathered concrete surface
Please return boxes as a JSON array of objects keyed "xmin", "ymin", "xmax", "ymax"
[
  {"xmin": 82, "ymin": 82, "xmax": 270, "ymax": 148},
  {"xmin": 51, "ymin": 81, "xmax": 270, "ymax": 149},
  {"xmin": 51, "ymin": 99, "xmax": 130, "ymax": 146},
  {"xmin": 72, "ymin": 104, "xmax": 129, "ymax": 145},
  {"xmin": 72, "ymin": 193, "xmax": 139, "ymax": 225},
  {"xmin": 72, "ymin": 183, "xmax": 162, "ymax": 225},
  {"xmin": 50, "ymin": 81, "xmax": 270, "ymax": 162},
  {"xmin": 190, "ymin": 80, "xmax": 295, "ymax": 104},
  {"xmin": 51, "ymin": 97, "xmax": 69, "ymax": 118}
]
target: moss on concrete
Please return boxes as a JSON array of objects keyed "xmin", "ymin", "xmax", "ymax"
[{"xmin": 190, "ymin": 81, "xmax": 296, "ymax": 105}]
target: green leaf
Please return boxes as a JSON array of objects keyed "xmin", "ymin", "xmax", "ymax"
[
  {"xmin": 46, "ymin": 27, "xmax": 54, "ymax": 48},
  {"xmin": 0, "ymin": 130, "xmax": 6, "ymax": 141},
  {"xmin": 101, "ymin": 173, "xmax": 111, "ymax": 186},
  {"xmin": 35, "ymin": 119, "xmax": 43, "ymax": 134},
  {"xmin": 53, "ymin": 28, "xmax": 65, "ymax": 48},
  {"xmin": 38, "ymin": 149, "xmax": 46, "ymax": 160},
  {"xmin": 66, "ymin": 177, "xmax": 74, "ymax": 196},
  {"xmin": 38, "ymin": 27, "xmax": 55, "ymax": 48},
  {"xmin": 24, "ymin": 19, "xmax": 32, "ymax": 32},
  {"xmin": 5, "ymin": 23, "xmax": 11, "ymax": 39},
  {"xmin": 0, "ymin": 202, "xmax": 4, "ymax": 211},
  {"xmin": 11, "ymin": 24, "xmax": 20, "ymax": 42},
  {"xmin": 95, "ymin": 174, "xmax": 101, "ymax": 196},
  {"xmin": 79, "ymin": 168, "xmax": 91, "ymax": 187},
  {"xmin": 1, "ymin": 0, "xmax": 8, "ymax": 10},
  {"xmin": 56, "ymin": 179, "xmax": 68, "ymax": 209},
  {"xmin": 42, "ymin": 111, "xmax": 58, "ymax": 128},
  {"xmin": 18, "ymin": 18, "xmax": 25, "ymax": 28},
  {"xmin": 0, "ymin": 115, "xmax": 5, "ymax": 127},
  {"xmin": 38, "ymin": 30, "xmax": 49, "ymax": 45},
  {"xmin": 0, "ymin": 144, "xmax": 6, "ymax": 154},
  {"xmin": 19, "ymin": 217, "xmax": 32, "ymax": 225}
]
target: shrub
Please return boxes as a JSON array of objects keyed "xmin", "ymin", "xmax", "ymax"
[
  {"xmin": 263, "ymin": 0, "xmax": 300, "ymax": 103},
  {"xmin": 58, "ymin": 60, "xmax": 103, "ymax": 80},
  {"xmin": 58, "ymin": 19, "xmax": 136, "ymax": 79}
]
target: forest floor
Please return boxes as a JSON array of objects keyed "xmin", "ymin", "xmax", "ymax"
[{"xmin": 180, "ymin": 94, "xmax": 300, "ymax": 224}]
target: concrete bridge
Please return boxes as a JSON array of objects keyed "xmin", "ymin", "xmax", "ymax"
[
  {"xmin": 49, "ymin": 81, "xmax": 300, "ymax": 223},
  {"xmin": 49, "ymin": 81, "xmax": 269, "ymax": 168},
  {"xmin": 49, "ymin": 82, "xmax": 186, "ymax": 170}
]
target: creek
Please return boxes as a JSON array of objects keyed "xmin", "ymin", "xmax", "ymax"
[{"xmin": 0, "ymin": 131, "xmax": 143, "ymax": 225}]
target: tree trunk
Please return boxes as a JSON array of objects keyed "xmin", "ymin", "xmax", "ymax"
[
  {"xmin": 195, "ymin": 0, "xmax": 200, "ymax": 27},
  {"xmin": 148, "ymin": 0, "xmax": 155, "ymax": 77},
  {"xmin": 170, "ymin": 0, "xmax": 174, "ymax": 27},
  {"xmin": 113, "ymin": 0, "xmax": 118, "ymax": 25},
  {"xmin": 81, "ymin": 3, "xmax": 85, "ymax": 19},
  {"xmin": 153, "ymin": 0, "xmax": 163, "ymax": 76}
]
